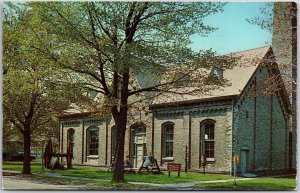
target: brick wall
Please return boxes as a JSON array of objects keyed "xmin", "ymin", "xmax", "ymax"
[
  {"xmin": 152, "ymin": 102, "xmax": 233, "ymax": 172},
  {"xmin": 234, "ymin": 66, "xmax": 288, "ymax": 173},
  {"xmin": 59, "ymin": 66, "xmax": 288, "ymax": 173}
]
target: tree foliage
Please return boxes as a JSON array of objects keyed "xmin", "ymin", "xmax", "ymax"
[
  {"xmin": 3, "ymin": 2, "xmax": 85, "ymax": 174},
  {"xmin": 8, "ymin": 2, "xmax": 238, "ymax": 181}
]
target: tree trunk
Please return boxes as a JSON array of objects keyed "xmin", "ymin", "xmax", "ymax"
[
  {"xmin": 111, "ymin": 70, "xmax": 129, "ymax": 182},
  {"xmin": 112, "ymin": 117, "xmax": 127, "ymax": 182},
  {"xmin": 23, "ymin": 125, "xmax": 31, "ymax": 174}
]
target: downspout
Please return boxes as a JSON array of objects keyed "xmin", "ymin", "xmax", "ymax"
[
  {"xmin": 58, "ymin": 119, "xmax": 60, "ymax": 155},
  {"xmin": 270, "ymin": 94, "xmax": 273, "ymax": 170},
  {"xmin": 105, "ymin": 118, "xmax": 108, "ymax": 166},
  {"xmin": 151, "ymin": 112, "xmax": 155, "ymax": 155},
  {"xmin": 81, "ymin": 120, "xmax": 84, "ymax": 164},
  {"xmin": 61, "ymin": 124, "xmax": 64, "ymax": 163},
  {"xmin": 188, "ymin": 111, "xmax": 191, "ymax": 169},
  {"xmin": 230, "ymin": 98, "xmax": 235, "ymax": 176}
]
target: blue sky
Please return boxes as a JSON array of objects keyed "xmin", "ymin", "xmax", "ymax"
[{"xmin": 189, "ymin": 2, "xmax": 273, "ymax": 55}]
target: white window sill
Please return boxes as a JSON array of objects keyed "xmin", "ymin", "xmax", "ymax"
[
  {"xmin": 162, "ymin": 157, "xmax": 174, "ymax": 162},
  {"xmin": 206, "ymin": 158, "xmax": 215, "ymax": 162},
  {"xmin": 87, "ymin": 155, "xmax": 99, "ymax": 159}
]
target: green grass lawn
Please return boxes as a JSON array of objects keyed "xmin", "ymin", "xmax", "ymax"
[
  {"xmin": 2, "ymin": 161, "xmax": 296, "ymax": 190},
  {"xmin": 3, "ymin": 161, "xmax": 232, "ymax": 184},
  {"xmin": 3, "ymin": 161, "xmax": 296, "ymax": 190},
  {"xmin": 125, "ymin": 172, "xmax": 232, "ymax": 184},
  {"xmin": 7, "ymin": 174, "xmax": 152, "ymax": 190},
  {"xmin": 3, "ymin": 161, "xmax": 44, "ymax": 173},
  {"xmin": 47, "ymin": 165, "xmax": 233, "ymax": 184},
  {"xmin": 194, "ymin": 177, "xmax": 297, "ymax": 190}
]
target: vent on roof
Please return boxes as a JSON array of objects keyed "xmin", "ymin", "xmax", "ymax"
[
  {"xmin": 174, "ymin": 72, "xmax": 190, "ymax": 86},
  {"xmin": 89, "ymin": 90, "xmax": 98, "ymax": 100},
  {"xmin": 210, "ymin": 67, "xmax": 224, "ymax": 79}
]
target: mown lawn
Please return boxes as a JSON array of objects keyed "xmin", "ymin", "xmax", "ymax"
[
  {"xmin": 41, "ymin": 165, "xmax": 234, "ymax": 184},
  {"xmin": 3, "ymin": 162, "xmax": 296, "ymax": 190},
  {"xmin": 194, "ymin": 177, "xmax": 297, "ymax": 191},
  {"xmin": 125, "ymin": 172, "xmax": 232, "ymax": 184},
  {"xmin": 6, "ymin": 174, "xmax": 152, "ymax": 190},
  {"xmin": 3, "ymin": 161, "xmax": 43, "ymax": 173},
  {"xmin": 3, "ymin": 161, "xmax": 233, "ymax": 184}
]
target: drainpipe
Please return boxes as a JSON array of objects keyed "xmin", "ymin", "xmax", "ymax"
[
  {"xmin": 58, "ymin": 119, "xmax": 60, "ymax": 155},
  {"xmin": 230, "ymin": 99, "xmax": 235, "ymax": 176}
]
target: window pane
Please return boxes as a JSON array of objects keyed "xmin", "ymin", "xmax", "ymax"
[
  {"xmin": 165, "ymin": 126, "xmax": 174, "ymax": 141},
  {"xmin": 202, "ymin": 121, "xmax": 215, "ymax": 159},
  {"xmin": 68, "ymin": 130, "xmax": 75, "ymax": 142},
  {"xmin": 205, "ymin": 141, "xmax": 214, "ymax": 158},
  {"xmin": 68, "ymin": 130, "xmax": 75, "ymax": 154},
  {"xmin": 163, "ymin": 123, "xmax": 174, "ymax": 157},
  {"xmin": 88, "ymin": 128, "xmax": 99, "ymax": 155},
  {"xmin": 204, "ymin": 123, "xmax": 214, "ymax": 140},
  {"xmin": 166, "ymin": 142, "xmax": 173, "ymax": 157}
]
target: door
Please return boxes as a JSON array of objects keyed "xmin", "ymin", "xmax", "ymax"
[
  {"xmin": 136, "ymin": 144, "xmax": 144, "ymax": 168},
  {"xmin": 131, "ymin": 125, "xmax": 146, "ymax": 168},
  {"xmin": 240, "ymin": 150, "xmax": 249, "ymax": 174}
]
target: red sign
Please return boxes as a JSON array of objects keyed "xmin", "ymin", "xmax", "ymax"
[{"xmin": 167, "ymin": 163, "xmax": 181, "ymax": 171}]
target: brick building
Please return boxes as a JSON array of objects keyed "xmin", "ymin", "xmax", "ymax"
[{"xmin": 58, "ymin": 46, "xmax": 291, "ymax": 175}]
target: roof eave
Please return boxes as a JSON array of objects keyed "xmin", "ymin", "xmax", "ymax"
[{"xmin": 150, "ymin": 94, "xmax": 238, "ymax": 109}]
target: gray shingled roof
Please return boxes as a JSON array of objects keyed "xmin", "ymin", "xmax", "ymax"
[
  {"xmin": 61, "ymin": 46, "xmax": 272, "ymax": 116},
  {"xmin": 151, "ymin": 46, "xmax": 271, "ymax": 105}
]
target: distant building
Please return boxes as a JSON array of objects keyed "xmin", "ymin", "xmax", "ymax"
[{"xmin": 272, "ymin": 2, "xmax": 296, "ymax": 171}]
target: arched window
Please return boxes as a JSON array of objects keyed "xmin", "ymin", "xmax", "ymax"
[
  {"xmin": 162, "ymin": 122, "xmax": 174, "ymax": 158},
  {"xmin": 87, "ymin": 127, "xmax": 99, "ymax": 156},
  {"xmin": 67, "ymin": 128, "xmax": 75, "ymax": 154},
  {"xmin": 201, "ymin": 120, "xmax": 215, "ymax": 161}
]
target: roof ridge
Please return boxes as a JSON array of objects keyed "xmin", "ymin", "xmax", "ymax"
[{"xmin": 227, "ymin": 45, "xmax": 271, "ymax": 55}]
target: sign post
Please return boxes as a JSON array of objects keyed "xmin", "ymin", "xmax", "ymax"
[
  {"xmin": 167, "ymin": 163, "xmax": 181, "ymax": 177},
  {"xmin": 233, "ymin": 157, "xmax": 237, "ymax": 185},
  {"xmin": 233, "ymin": 155, "xmax": 239, "ymax": 185}
]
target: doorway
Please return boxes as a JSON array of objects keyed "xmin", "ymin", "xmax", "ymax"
[
  {"xmin": 131, "ymin": 125, "xmax": 146, "ymax": 168},
  {"xmin": 240, "ymin": 148, "xmax": 249, "ymax": 174}
]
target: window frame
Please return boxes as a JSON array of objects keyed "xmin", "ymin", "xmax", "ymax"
[
  {"xmin": 87, "ymin": 127, "xmax": 99, "ymax": 156},
  {"xmin": 67, "ymin": 128, "xmax": 75, "ymax": 154},
  {"xmin": 200, "ymin": 120, "xmax": 216, "ymax": 163},
  {"xmin": 162, "ymin": 122, "xmax": 175, "ymax": 159}
]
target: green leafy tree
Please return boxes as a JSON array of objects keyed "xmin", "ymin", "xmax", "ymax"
[
  {"xmin": 18, "ymin": 2, "xmax": 237, "ymax": 181},
  {"xmin": 3, "ymin": 3, "xmax": 85, "ymax": 174}
]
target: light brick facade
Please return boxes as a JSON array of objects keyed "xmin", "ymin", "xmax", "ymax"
[{"xmin": 59, "ymin": 47, "xmax": 290, "ymax": 174}]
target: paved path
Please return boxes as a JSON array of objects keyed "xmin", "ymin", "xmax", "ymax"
[{"xmin": 2, "ymin": 176, "xmax": 84, "ymax": 190}]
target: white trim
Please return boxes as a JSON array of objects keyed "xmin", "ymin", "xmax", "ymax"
[
  {"xmin": 162, "ymin": 157, "xmax": 174, "ymax": 161},
  {"xmin": 87, "ymin": 155, "xmax": 99, "ymax": 159}
]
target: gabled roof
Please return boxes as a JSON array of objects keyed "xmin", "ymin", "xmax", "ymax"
[
  {"xmin": 151, "ymin": 46, "xmax": 271, "ymax": 107},
  {"xmin": 60, "ymin": 46, "xmax": 289, "ymax": 116}
]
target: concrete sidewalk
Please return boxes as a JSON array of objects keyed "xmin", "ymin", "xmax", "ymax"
[{"xmin": 2, "ymin": 175, "xmax": 84, "ymax": 190}]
